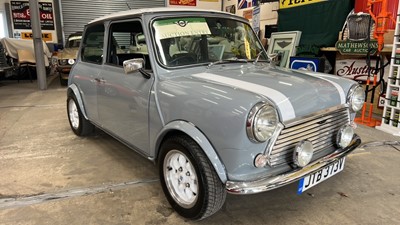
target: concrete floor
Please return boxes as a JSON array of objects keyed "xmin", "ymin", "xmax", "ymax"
[{"xmin": 0, "ymin": 75, "xmax": 399, "ymax": 225}]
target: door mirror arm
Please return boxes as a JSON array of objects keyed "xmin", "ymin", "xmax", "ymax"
[{"xmin": 139, "ymin": 68, "xmax": 151, "ymax": 79}]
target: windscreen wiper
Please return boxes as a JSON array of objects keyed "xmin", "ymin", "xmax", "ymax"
[{"xmin": 207, "ymin": 58, "xmax": 248, "ymax": 68}]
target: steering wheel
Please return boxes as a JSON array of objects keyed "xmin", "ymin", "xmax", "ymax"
[{"xmin": 169, "ymin": 53, "xmax": 197, "ymax": 66}]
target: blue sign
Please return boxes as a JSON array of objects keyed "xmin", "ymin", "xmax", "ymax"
[{"xmin": 290, "ymin": 57, "xmax": 325, "ymax": 72}]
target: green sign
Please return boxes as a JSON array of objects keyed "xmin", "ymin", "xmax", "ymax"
[{"xmin": 335, "ymin": 40, "xmax": 378, "ymax": 55}]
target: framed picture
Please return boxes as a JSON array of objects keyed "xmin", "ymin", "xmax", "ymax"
[{"xmin": 267, "ymin": 31, "xmax": 301, "ymax": 68}]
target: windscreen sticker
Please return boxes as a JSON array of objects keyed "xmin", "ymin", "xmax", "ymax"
[
  {"xmin": 244, "ymin": 38, "xmax": 251, "ymax": 59},
  {"xmin": 154, "ymin": 18, "xmax": 211, "ymax": 40},
  {"xmin": 69, "ymin": 36, "xmax": 82, "ymax": 41}
]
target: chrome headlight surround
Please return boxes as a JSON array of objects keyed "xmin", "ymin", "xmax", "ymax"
[
  {"xmin": 68, "ymin": 59, "xmax": 75, "ymax": 65},
  {"xmin": 336, "ymin": 124, "xmax": 354, "ymax": 148},
  {"xmin": 247, "ymin": 102, "xmax": 279, "ymax": 143},
  {"xmin": 293, "ymin": 140, "xmax": 314, "ymax": 167},
  {"xmin": 59, "ymin": 59, "xmax": 68, "ymax": 66},
  {"xmin": 347, "ymin": 85, "xmax": 365, "ymax": 112}
]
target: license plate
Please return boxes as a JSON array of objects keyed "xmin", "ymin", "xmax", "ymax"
[{"xmin": 297, "ymin": 157, "xmax": 346, "ymax": 194}]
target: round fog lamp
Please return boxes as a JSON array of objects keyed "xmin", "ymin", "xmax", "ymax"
[
  {"xmin": 293, "ymin": 140, "xmax": 313, "ymax": 167},
  {"xmin": 336, "ymin": 125, "xmax": 354, "ymax": 148},
  {"xmin": 68, "ymin": 59, "xmax": 75, "ymax": 65}
]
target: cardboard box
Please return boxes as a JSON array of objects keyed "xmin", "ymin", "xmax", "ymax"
[{"xmin": 384, "ymin": 29, "xmax": 395, "ymax": 44}]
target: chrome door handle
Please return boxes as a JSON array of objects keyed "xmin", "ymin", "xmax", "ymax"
[{"xmin": 94, "ymin": 78, "xmax": 106, "ymax": 83}]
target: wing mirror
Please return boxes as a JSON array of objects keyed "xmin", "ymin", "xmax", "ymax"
[{"xmin": 123, "ymin": 58, "xmax": 144, "ymax": 74}]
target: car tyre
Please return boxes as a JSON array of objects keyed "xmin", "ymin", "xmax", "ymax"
[
  {"xmin": 60, "ymin": 75, "xmax": 68, "ymax": 86},
  {"xmin": 159, "ymin": 135, "xmax": 226, "ymax": 220},
  {"xmin": 67, "ymin": 94, "xmax": 94, "ymax": 136}
]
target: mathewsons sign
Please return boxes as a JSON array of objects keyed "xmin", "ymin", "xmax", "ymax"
[{"xmin": 335, "ymin": 40, "xmax": 378, "ymax": 55}]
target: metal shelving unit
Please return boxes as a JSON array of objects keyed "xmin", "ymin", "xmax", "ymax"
[{"xmin": 376, "ymin": 6, "xmax": 400, "ymax": 136}]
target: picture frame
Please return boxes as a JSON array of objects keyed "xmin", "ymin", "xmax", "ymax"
[{"xmin": 267, "ymin": 31, "xmax": 302, "ymax": 68}]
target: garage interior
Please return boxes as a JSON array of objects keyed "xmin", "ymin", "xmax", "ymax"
[{"xmin": 1, "ymin": 0, "xmax": 400, "ymax": 224}]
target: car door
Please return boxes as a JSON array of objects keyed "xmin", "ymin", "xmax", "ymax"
[
  {"xmin": 77, "ymin": 24, "xmax": 105, "ymax": 122},
  {"xmin": 96, "ymin": 19, "xmax": 154, "ymax": 154}
]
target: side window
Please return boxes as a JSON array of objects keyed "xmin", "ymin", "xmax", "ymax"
[
  {"xmin": 81, "ymin": 24, "xmax": 105, "ymax": 64},
  {"xmin": 107, "ymin": 21, "xmax": 150, "ymax": 69}
]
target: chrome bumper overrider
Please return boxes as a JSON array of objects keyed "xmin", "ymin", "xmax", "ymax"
[{"xmin": 225, "ymin": 134, "xmax": 361, "ymax": 195}]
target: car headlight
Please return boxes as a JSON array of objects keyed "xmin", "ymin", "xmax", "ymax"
[
  {"xmin": 59, "ymin": 59, "xmax": 68, "ymax": 65},
  {"xmin": 68, "ymin": 59, "xmax": 75, "ymax": 65},
  {"xmin": 347, "ymin": 85, "xmax": 365, "ymax": 112},
  {"xmin": 247, "ymin": 102, "xmax": 278, "ymax": 142}
]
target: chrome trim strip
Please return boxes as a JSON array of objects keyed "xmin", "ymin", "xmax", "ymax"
[
  {"xmin": 275, "ymin": 120, "xmax": 347, "ymax": 146},
  {"xmin": 264, "ymin": 123, "xmax": 284, "ymax": 166},
  {"xmin": 280, "ymin": 111, "xmax": 348, "ymax": 136},
  {"xmin": 269, "ymin": 108, "xmax": 350, "ymax": 166},
  {"xmin": 226, "ymin": 134, "xmax": 361, "ymax": 195},
  {"xmin": 283, "ymin": 105, "xmax": 349, "ymax": 127}
]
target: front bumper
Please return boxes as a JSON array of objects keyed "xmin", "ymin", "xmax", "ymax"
[
  {"xmin": 56, "ymin": 65, "xmax": 72, "ymax": 74},
  {"xmin": 226, "ymin": 134, "xmax": 361, "ymax": 195}
]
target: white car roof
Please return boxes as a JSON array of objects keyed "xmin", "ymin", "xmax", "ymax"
[{"xmin": 89, "ymin": 7, "xmax": 233, "ymax": 24}]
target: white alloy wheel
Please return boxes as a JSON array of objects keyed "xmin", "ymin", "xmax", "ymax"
[
  {"xmin": 66, "ymin": 94, "xmax": 94, "ymax": 136},
  {"xmin": 68, "ymin": 98, "xmax": 80, "ymax": 129},
  {"xmin": 164, "ymin": 150, "xmax": 199, "ymax": 208},
  {"xmin": 159, "ymin": 135, "xmax": 226, "ymax": 220}
]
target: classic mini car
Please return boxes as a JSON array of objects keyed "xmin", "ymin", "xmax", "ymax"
[
  {"xmin": 67, "ymin": 8, "xmax": 364, "ymax": 220},
  {"xmin": 53, "ymin": 32, "xmax": 82, "ymax": 85}
]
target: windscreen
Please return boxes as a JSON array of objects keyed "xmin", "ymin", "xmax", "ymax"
[{"xmin": 152, "ymin": 17, "xmax": 267, "ymax": 67}]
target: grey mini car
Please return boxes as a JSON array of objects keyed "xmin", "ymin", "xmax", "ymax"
[{"xmin": 67, "ymin": 8, "xmax": 363, "ymax": 220}]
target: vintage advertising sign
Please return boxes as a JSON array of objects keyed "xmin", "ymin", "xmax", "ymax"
[
  {"xmin": 10, "ymin": 1, "xmax": 55, "ymax": 30},
  {"xmin": 153, "ymin": 18, "xmax": 211, "ymax": 40},
  {"xmin": 335, "ymin": 40, "xmax": 378, "ymax": 55},
  {"xmin": 238, "ymin": 0, "xmax": 257, "ymax": 9},
  {"xmin": 335, "ymin": 59, "xmax": 388, "ymax": 83},
  {"xmin": 252, "ymin": 6, "xmax": 260, "ymax": 34},
  {"xmin": 225, "ymin": 5, "xmax": 236, "ymax": 14},
  {"xmin": 242, "ymin": 9, "xmax": 253, "ymax": 20},
  {"xmin": 280, "ymin": 0, "xmax": 328, "ymax": 9},
  {"xmin": 169, "ymin": 0, "xmax": 196, "ymax": 6},
  {"xmin": 21, "ymin": 32, "xmax": 52, "ymax": 42}
]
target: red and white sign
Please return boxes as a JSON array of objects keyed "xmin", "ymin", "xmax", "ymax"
[
  {"xmin": 335, "ymin": 59, "xmax": 389, "ymax": 83},
  {"xmin": 169, "ymin": 0, "xmax": 196, "ymax": 6},
  {"xmin": 10, "ymin": 1, "xmax": 55, "ymax": 30}
]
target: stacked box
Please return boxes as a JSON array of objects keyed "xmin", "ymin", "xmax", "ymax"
[
  {"xmin": 393, "ymin": 68, "xmax": 398, "ymax": 85},
  {"xmin": 390, "ymin": 87, "xmax": 399, "ymax": 106},
  {"xmin": 393, "ymin": 111, "xmax": 399, "ymax": 127},
  {"xmin": 396, "ymin": 50, "xmax": 400, "ymax": 65},
  {"xmin": 384, "ymin": 110, "xmax": 391, "ymax": 124}
]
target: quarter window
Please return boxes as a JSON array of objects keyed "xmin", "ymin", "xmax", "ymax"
[{"xmin": 81, "ymin": 24, "xmax": 105, "ymax": 64}]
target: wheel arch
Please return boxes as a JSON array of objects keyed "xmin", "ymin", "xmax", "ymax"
[
  {"xmin": 67, "ymin": 84, "xmax": 89, "ymax": 120},
  {"xmin": 154, "ymin": 120, "xmax": 228, "ymax": 183}
]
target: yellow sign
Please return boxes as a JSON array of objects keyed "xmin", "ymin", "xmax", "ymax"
[
  {"xmin": 280, "ymin": 0, "xmax": 326, "ymax": 9},
  {"xmin": 244, "ymin": 38, "xmax": 251, "ymax": 59},
  {"xmin": 21, "ymin": 32, "xmax": 53, "ymax": 42}
]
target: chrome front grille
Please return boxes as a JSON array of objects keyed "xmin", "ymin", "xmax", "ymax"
[{"xmin": 269, "ymin": 107, "xmax": 350, "ymax": 167}]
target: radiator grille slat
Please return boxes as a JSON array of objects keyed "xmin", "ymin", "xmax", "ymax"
[
  {"xmin": 269, "ymin": 107, "xmax": 350, "ymax": 167},
  {"xmin": 274, "ymin": 119, "xmax": 347, "ymax": 147}
]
